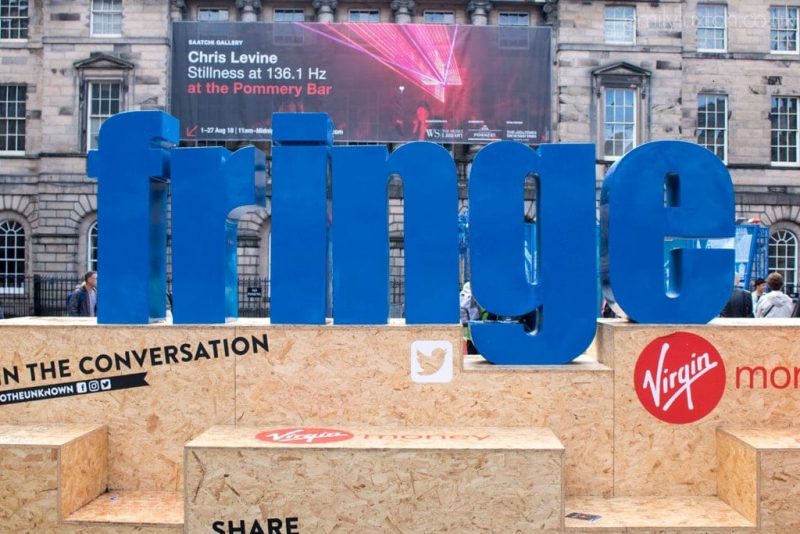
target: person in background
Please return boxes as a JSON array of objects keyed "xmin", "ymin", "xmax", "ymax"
[
  {"xmin": 67, "ymin": 271, "xmax": 98, "ymax": 317},
  {"xmin": 751, "ymin": 277, "xmax": 767, "ymax": 310},
  {"xmin": 755, "ymin": 272, "xmax": 794, "ymax": 318},
  {"xmin": 719, "ymin": 275, "xmax": 753, "ymax": 318},
  {"xmin": 460, "ymin": 281, "xmax": 482, "ymax": 354}
]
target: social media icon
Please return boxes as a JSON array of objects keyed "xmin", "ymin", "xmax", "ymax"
[
  {"xmin": 76, "ymin": 382, "xmax": 87, "ymax": 394},
  {"xmin": 100, "ymin": 379, "xmax": 111, "ymax": 391},
  {"xmin": 410, "ymin": 341, "xmax": 453, "ymax": 384},
  {"xmin": 88, "ymin": 380, "xmax": 100, "ymax": 392}
]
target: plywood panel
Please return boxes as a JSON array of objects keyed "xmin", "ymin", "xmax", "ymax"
[
  {"xmin": 60, "ymin": 426, "xmax": 108, "ymax": 518},
  {"xmin": 0, "ymin": 445, "xmax": 59, "ymax": 531},
  {"xmin": 234, "ymin": 325, "xmax": 614, "ymax": 496},
  {"xmin": 599, "ymin": 320, "xmax": 800, "ymax": 496},
  {"xmin": 716, "ymin": 430, "xmax": 758, "ymax": 524},
  {"xmin": 0, "ymin": 322, "xmax": 241, "ymax": 491},
  {"xmin": 186, "ymin": 425, "xmax": 563, "ymax": 533}
]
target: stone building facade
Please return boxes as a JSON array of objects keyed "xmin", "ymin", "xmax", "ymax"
[{"xmin": 1, "ymin": 0, "xmax": 799, "ymax": 308}]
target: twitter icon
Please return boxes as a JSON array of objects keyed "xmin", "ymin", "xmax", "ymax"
[{"xmin": 410, "ymin": 341, "xmax": 453, "ymax": 383}]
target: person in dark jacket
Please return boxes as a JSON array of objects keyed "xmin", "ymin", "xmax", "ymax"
[
  {"xmin": 67, "ymin": 271, "xmax": 98, "ymax": 317},
  {"xmin": 719, "ymin": 276, "xmax": 753, "ymax": 318}
]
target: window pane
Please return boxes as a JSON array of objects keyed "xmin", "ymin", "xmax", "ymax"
[
  {"xmin": 770, "ymin": 6, "xmax": 799, "ymax": 52},
  {"xmin": 769, "ymin": 230, "xmax": 799, "ymax": 290},
  {"xmin": 273, "ymin": 9, "xmax": 304, "ymax": 23},
  {"xmin": 603, "ymin": 88, "xmax": 636, "ymax": 157},
  {"xmin": 771, "ymin": 96, "xmax": 799, "ymax": 163},
  {"xmin": 0, "ymin": 0, "xmax": 28, "ymax": 40},
  {"xmin": 697, "ymin": 4, "xmax": 726, "ymax": 50},
  {"xmin": 697, "ymin": 94, "xmax": 727, "ymax": 160},
  {"xmin": 0, "ymin": 219, "xmax": 25, "ymax": 289},
  {"xmin": 348, "ymin": 10, "xmax": 380, "ymax": 23},
  {"xmin": 424, "ymin": 11, "xmax": 455, "ymax": 24},
  {"xmin": 0, "ymin": 84, "xmax": 25, "ymax": 152},
  {"xmin": 87, "ymin": 82, "xmax": 122, "ymax": 150},
  {"xmin": 198, "ymin": 8, "xmax": 229, "ymax": 21},
  {"xmin": 604, "ymin": 6, "xmax": 635, "ymax": 44},
  {"xmin": 499, "ymin": 12, "xmax": 529, "ymax": 27},
  {"xmin": 91, "ymin": 0, "xmax": 122, "ymax": 36}
]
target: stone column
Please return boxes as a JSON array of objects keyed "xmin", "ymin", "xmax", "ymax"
[
  {"xmin": 236, "ymin": 0, "xmax": 262, "ymax": 22},
  {"xmin": 169, "ymin": 0, "xmax": 186, "ymax": 21},
  {"xmin": 390, "ymin": 0, "xmax": 415, "ymax": 24},
  {"xmin": 467, "ymin": 0, "xmax": 492, "ymax": 26},
  {"xmin": 312, "ymin": 0, "xmax": 337, "ymax": 22}
]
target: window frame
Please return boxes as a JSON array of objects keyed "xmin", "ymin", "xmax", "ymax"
[
  {"xmin": 0, "ymin": 218, "xmax": 26, "ymax": 295},
  {"xmin": 696, "ymin": 3, "xmax": 727, "ymax": 52},
  {"xmin": 86, "ymin": 80, "xmax": 122, "ymax": 152},
  {"xmin": 696, "ymin": 94, "xmax": 728, "ymax": 163},
  {"xmin": 770, "ymin": 5, "xmax": 799, "ymax": 54},
  {"xmin": 0, "ymin": 84, "xmax": 26, "ymax": 155},
  {"xmin": 348, "ymin": 9, "xmax": 380, "ymax": 23},
  {"xmin": 0, "ymin": 0, "xmax": 28, "ymax": 40},
  {"xmin": 90, "ymin": 0, "xmax": 123, "ymax": 38},
  {"xmin": 498, "ymin": 12, "xmax": 530, "ymax": 27},
  {"xmin": 87, "ymin": 221, "xmax": 98, "ymax": 273},
  {"xmin": 770, "ymin": 95, "xmax": 799, "ymax": 166},
  {"xmin": 273, "ymin": 8, "xmax": 305, "ymax": 23},
  {"xmin": 423, "ymin": 10, "xmax": 455, "ymax": 24},
  {"xmin": 769, "ymin": 228, "xmax": 799, "ymax": 292},
  {"xmin": 604, "ymin": 5, "xmax": 636, "ymax": 45},
  {"xmin": 197, "ymin": 7, "xmax": 230, "ymax": 21},
  {"xmin": 602, "ymin": 87, "xmax": 638, "ymax": 160}
]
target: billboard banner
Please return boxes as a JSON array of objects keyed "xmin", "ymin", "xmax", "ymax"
[{"xmin": 171, "ymin": 22, "xmax": 551, "ymax": 144}]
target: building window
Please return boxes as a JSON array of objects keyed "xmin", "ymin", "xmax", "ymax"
[
  {"xmin": 273, "ymin": 8, "xmax": 305, "ymax": 22},
  {"xmin": 198, "ymin": 8, "xmax": 229, "ymax": 21},
  {"xmin": 603, "ymin": 88, "xmax": 636, "ymax": 158},
  {"xmin": 697, "ymin": 94, "xmax": 727, "ymax": 161},
  {"xmin": 91, "ymin": 0, "xmax": 122, "ymax": 36},
  {"xmin": 349, "ymin": 9, "xmax": 379, "ymax": 23},
  {"xmin": 771, "ymin": 96, "xmax": 799, "ymax": 164},
  {"xmin": 424, "ymin": 11, "xmax": 455, "ymax": 24},
  {"xmin": 87, "ymin": 82, "xmax": 121, "ymax": 150},
  {"xmin": 769, "ymin": 229, "xmax": 798, "ymax": 292},
  {"xmin": 0, "ymin": 219, "xmax": 25, "ymax": 293},
  {"xmin": 498, "ymin": 12, "xmax": 529, "ymax": 26},
  {"xmin": 87, "ymin": 221, "xmax": 98, "ymax": 272},
  {"xmin": 696, "ymin": 4, "xmax": 726, "ymax": 51},
  {"xmin": 604, "ymin": 6, "xmax": 635, "ymax": 45},
  {"xmin": 0, "ymin": 85, "xmax": 26, "ymax": 153},
  {"xmin": 0, "ymin": 0, "xmax": 28, "ymax": 40},
  {"xmin": 770, "ymin": 6, "xmax": 798, "ymax": 53}
]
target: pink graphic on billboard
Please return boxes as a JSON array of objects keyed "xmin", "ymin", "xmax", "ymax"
[{"xmin": 171, "ymin": 22, "xmax": 551, "ymax": 144}]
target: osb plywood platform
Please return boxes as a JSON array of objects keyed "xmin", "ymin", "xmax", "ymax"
[
  {"xmin": 597, "ymin": 319, "xmax": 800, "ymax": 497},
  {"xmin": 185, "ymin": 425, "xmax": 564, "ymax": 532},
  {"xmin": 0, "ymin": 317, "xmax": 798, "ymax": 532}
]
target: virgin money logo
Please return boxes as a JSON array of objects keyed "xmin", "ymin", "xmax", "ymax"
[
  {"xmin": 634, "ymin": 332, "xmax": 726, "ymax": 424},
  {"xmin": 255, "ymin": 427, "xmax": 354, "ymax": 445}
]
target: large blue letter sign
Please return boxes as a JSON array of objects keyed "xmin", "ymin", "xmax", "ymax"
[
  {"xmin": 468, "ymin": 142, "xmax": 598, "ymax": 364},
  {"xmin": 600, "ymin": 141, "xmax": 735, "ymax": 323},
  {"xmin": 171, "ymin": 146, "xmax": 266, "ymax": 323},
  {"xmin": 270, "ymin": 113, "xmax": 332, "ymax": 324},
  {"xmin": 331, "ymin": 142, "xmax": 459, "ymax": 324},
  {"xmin": 87, "ymin": 111, "xmax": 178, "ymax": 324},
  {"xmin": 89, "ymin": 111, "xmax": 735, "ymax": 366}
]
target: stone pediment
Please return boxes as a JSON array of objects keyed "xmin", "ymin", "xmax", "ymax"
[
  {"xmin": 592, "ymin": 61, "xmax": 651, "ymax": 78},
  {"xmin": 73, "ymin": 53, "xmax": 134, "ymax": 71}
]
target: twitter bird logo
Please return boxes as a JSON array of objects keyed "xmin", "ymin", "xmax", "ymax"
[{"xmin": 410, "ymin": 341, "xmax": 453, "ymax": 383}]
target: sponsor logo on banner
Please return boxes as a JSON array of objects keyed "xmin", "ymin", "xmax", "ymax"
[
  {"xmin": 255, "ymin": 427, "xmax": 354, "ymax": 445},
  {"xmin": 410, "ymin": 340, "xmax": 453, "ymax": 383},
  {"xmin": 634, "ymin": 332, "xmax": 726, "ymax": 424}
]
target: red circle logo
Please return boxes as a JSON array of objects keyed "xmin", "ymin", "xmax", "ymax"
[
  {"xmin": 633, "ymin": 332, "xmax": 726, "ymax": 424},
  {"xmin": 255, "ymin": 427, "xmax": 354, "ymax": 445}
]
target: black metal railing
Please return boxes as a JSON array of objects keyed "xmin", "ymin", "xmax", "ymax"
[{"xmin": 0, "ymin": 274, "xmax": 406, "ymax": 319}]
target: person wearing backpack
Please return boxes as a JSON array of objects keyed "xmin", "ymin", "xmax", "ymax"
[{"xmin": 67, "ymin": 271, "xmax": 98, "ymax": 317}]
